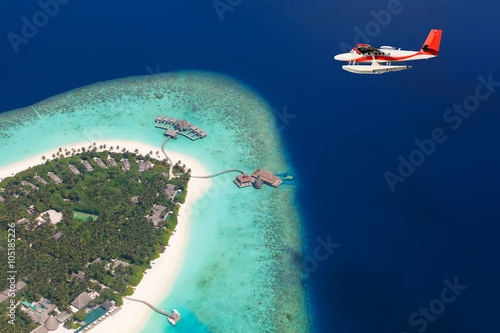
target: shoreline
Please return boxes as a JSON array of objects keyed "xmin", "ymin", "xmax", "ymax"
[{"xmin": 0, "ymin": 139, "xmax": 212, "ymax": 333}]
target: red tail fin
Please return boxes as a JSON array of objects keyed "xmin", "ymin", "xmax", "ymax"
[{"xmin": 421, "ymin": 29, "xmax": 442, "ymax": 55}]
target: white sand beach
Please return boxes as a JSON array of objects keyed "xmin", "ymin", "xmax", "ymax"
[{"xmin": 0, "ymin": 140, "xmax": 212, "ymax": 333}]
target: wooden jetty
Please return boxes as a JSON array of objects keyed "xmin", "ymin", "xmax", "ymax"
[{"xmin": 124, "ymin": 297, "xmax": 180, "ymax": 325}]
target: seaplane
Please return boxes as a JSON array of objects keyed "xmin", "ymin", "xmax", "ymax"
[{"xmin": 334, "ymin": 29, "xmax": 442, "ymax": 74}]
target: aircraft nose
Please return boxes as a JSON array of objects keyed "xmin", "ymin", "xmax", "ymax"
[{"xmin": 334, "ymin": 53, "xmax": 347, "ymax": 61}]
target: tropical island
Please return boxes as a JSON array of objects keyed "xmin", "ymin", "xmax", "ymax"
[{"xmin": 0, "ymin": 145, "xmax": 189, "ymax": 332}]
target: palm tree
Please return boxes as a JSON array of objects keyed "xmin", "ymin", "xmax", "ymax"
[
  {"xmin": 42, "ymin": 156, "xmax": 46, "ymax": 161},
  {"xmin": 103, "ymin": 144, "xmax": 106, "ymax": 149},
  {"xmin": 134, "ymin": 149, "xmax": 139, "ymax": 154},
  {"xmin": 52, "ymin": 154, "xmax": 56, "ymax": 158}
]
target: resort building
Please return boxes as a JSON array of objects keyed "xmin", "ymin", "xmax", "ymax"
[
  {"xmin": 147, "ymin": 204, "xmax": 171, "ymax": 226},
  {"xmin": 27, "ymin": 205, "xmax": 37, "ymax": 214},
  {"xmin": 251, "ymin": 169, "xmax": 283, "ymax": 187},
  {"xmin": 253, "ymin": 175, "xmax": 263, "ymax": 189},
  {"xmin": 94, "ymin": 157, "xmax": 108, "ymax": 169},
  {"xmin": 44, "ymin": 315, "xmax": 59, "ymax": 331},
  {"xmin": 165, "ymin": 184, "xmax": 182, "ymax": 201},
  {"xmin": 68, "ymin": 271, "xmax": 85, "ymax": 283},
  {"xmin": 121, "ymin": 158, "xmax": 131, "ymax": 171},
  {"xmin": 69, "ymin": 164, "xmax": 81, "ymax": 175},
  {"xmin": 24, "ymin": 298, "xmax": 55, "ymax": 325},
  {"xmin": 22, "ymin": 180, "xmax": 39, "ymax": 190},
  {"xmin": 155, "ymin": 115, "xmax": 207, "ymax": 140},
  {"xmin": 81, "ymin": 160, "xmax": 94, "ymax": 172},
  {"xmin": 175, "ymin": 118, "xmax": 190, "ymax": 131},
  {"xmin": 234, "ymin": 174, "xmax": 252, "ymax": 188},
  {"xmin": 55, "ymin": 311, "xmax": 72, "ymax": 323},
  {"xmin": 0, "ymin": 281, "xmax": 27, "ymax": 304},
  {"xmin": 0, "ymin": 196, "xmax": 4, "ymax": 202},
  {"xmin": 100, "ymin": 300, "xmax": 114, "ymax": 311},
  {"xmin": 108, "ymin": 157, "xmax": 118, "ymax": 167},
  {"xmin": 164, "ymin": 128, "xmax": 179, "ymax": 139},
  {"xmin": 47, "ymin": 172, "xmax": 62, "ymax": 184},
  {"xmin": 111, "ymin": 259, "xmax": 131, "ymax": 269},
  {"xmin": 30, "ymin": 325, "xmax": 49, "ymax": 333},
  {"xmin": 50, "ymin": 231, "xmax": 63, "ymax": 240},
  {"xmin": 34, "ymin": 176, "xmax": 49, "ymax": 185},
  {"xmin": 36, "ymin": 210, "xmax": 63, "ymax": 225},
  {"xmin": 15, "ymin": 218, "xmax": 30, "ymax": 226},
  {"xmin": 71, "ymin": 292, "xmax": 92, "ymax": 310},
  {"xmin": 137, "ymin": 160, "xmax": 153, "ymax": 172}
]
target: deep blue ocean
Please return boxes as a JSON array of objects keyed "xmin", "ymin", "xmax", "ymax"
[{"xmin": 1, "ymin": 1, "xmax": 499, "ymax": 332}]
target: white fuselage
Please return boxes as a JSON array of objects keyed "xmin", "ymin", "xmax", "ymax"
[{"xmin": 334, "ymin": 48, "xmax": 435, "ymax": 63}]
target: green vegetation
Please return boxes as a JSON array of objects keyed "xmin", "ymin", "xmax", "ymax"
[{"xmin": 0, "ymin": 150, "xmax": 189, "ymax": 331}]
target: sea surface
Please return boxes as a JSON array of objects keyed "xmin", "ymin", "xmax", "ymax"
[{"xmin": 1, "ymin": 1, "xmax": 500, "ymax": 332}]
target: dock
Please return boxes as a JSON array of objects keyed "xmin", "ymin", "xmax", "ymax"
[{"xmin": 124, "ymin": 297, "xmax": 180, "ymax": 325}]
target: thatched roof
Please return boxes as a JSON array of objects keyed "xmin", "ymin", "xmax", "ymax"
[
  {"xmin": 175, "ymin": 118, "xmax": 189, "ymax": 131},
  {"xmin": 71, "ymin": 292, "xmax": 92, "ymax": 309},
  {"xmin": 44, "ymin": 315, "xmax": 59, "ymax": 331},
  {"xmin": 100, "ymin": 300, "xmax": 113, "ymax": 310},
  {"xmin": 30, "ymin": 326, "xmax": 48, "ymax": 333},
  {"xmin": 253, "ymin": 175, "xmax": 263, "ymax": 189}
]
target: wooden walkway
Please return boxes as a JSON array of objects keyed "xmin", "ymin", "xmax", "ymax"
[
  {"xmin": 124, "ymin": 297, "xmax": 177, "ymax": 320},
  {"xmin": 160, "ymin": 137, "xmax": 245, "ymax": 179},
  {"xmin": 191, "ymin": 169, "xmax": 246, "ymax": 179}
]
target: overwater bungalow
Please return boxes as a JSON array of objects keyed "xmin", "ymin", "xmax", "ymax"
[
  {"xmin": 251, "ymin": 169, "xmax": 282, "ymax": 187},
  {"xmin": 175, "ymin": 118, "xmax": 189, "ymax": 131},
  {"xmin": 170, "ymin": 117, "xmax": 178, "ymax": 124},
  {"xmin": 189, "ymin": 125, "xmax": 198, "ymax": 132},
  {"xmin": 253, "ymin": 175, "xmax": 263, "ymax": 189},
  {"xmin": 234, "ymin": 174, "xmax": 252, "ymax": 188},
  {"xmin": 69, "ymin": 165, "xmax": 81, "ymax": 175},
  {"xmin": 163, "ymin": 116, "xmax": 170, "ymax": 124},
  {"xmin": 164, "ymin": 129, "xmax": 179, "ymax": 139},
  {"xmin": 155, "ymin": 115, "xmax": 163, "ymax": 123},
  {"xmin": 199, "ymin": 131, "xmax": 208, "ymax": 139},
  {"xmin": 168, "ymin": 309, "xmax": 181, "ymax": 326}
]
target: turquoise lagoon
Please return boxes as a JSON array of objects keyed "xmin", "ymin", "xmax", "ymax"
[{"xmin": 0, "ymin": 72, "xmax": 309, "ymax": 332}]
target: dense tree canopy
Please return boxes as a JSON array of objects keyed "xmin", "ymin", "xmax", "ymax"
[{"xmin": 0, "ymin": 150, "xmax": 189, "ymax": 330}]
